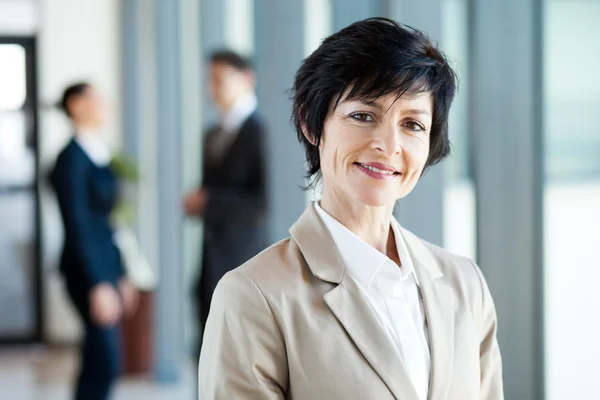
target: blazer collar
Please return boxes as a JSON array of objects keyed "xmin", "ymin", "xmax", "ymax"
[
  {"xmin": 289, "ymin": 203, "xmax": 444, "ymax": 283},
  {"xmin": 289, "ymin": 203, "xmax": 454, "ymax": 400}
]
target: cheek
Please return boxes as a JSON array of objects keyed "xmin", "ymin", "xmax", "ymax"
[
  {"xmin": 319, "ymin": 142, "xmax": 339, "ymax": 179},
  {"xmin": 403, "ymin": 136, "xmax": 430, "ymax": 172},
  {"xmin": 325, "ymin": 139, "xmax": 358, "ymax": 178}
]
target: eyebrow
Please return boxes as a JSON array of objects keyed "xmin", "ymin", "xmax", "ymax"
[
  {"xmin": 354, "ymin": 100, "xmax": 432, "ymax": 117},
  {"xmin": 403, "ymin": 108, "xmax": 432, "ymax": 116}
]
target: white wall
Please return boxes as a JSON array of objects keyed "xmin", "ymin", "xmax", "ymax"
[
  {"xmin": 37, "ymin": 0, "xmax": 122, "ymax": 342},
  {"xmin": 0, "ymin": 0, "xmax": 38, "ymax": 35}
]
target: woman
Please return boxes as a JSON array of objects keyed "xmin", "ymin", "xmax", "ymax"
[
  {"xmin": 50, "ymin": 83, "xmax": 137, "ymax": 400},
  {"xmin": 199, "ymin": 18, "xmax": 503, "ymax": 400}
]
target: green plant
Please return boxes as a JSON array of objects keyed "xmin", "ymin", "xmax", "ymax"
[
  {"xmin": 110, "ymin": 154, "xmax": 139, "ymax": 182},
  {"xmin": 110, "ymin": 154, "xmax": 139, "ymax": 227}
]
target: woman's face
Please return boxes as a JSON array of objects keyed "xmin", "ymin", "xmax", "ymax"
[
  {"xmin": 70, "ymin": 86, "xmax": 108, "ymax": 128},
  {"xmin": 318, "ymin": 92, "xmax": 433, "ymax": 208}
]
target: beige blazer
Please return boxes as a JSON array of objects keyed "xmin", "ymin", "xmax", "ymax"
[{"xmin": 198, "ymin": 204, "xmax": 503, "ymax": 400}]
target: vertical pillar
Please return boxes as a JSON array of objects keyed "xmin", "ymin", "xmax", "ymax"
[
  {"xmin": 332, "ymin": 0, "xmax": 383, "ymax": 30},
  {"xmin": 200, "ymin": 0, "xmax": 227, "ymax": 123},
  {"xmin": 254, "ymin": 0, "xmax": 307, "ymax": 243},
  {"xmin": 122, "ymin": 0, "xmax": 139, "ymax": 162},
  {"xmin": 470, "ymin": 0, "xmax": 544, "ymax": 398},
  {"xmin": 154, "ymin": 0, "xmax": 184, "ymax": 383}
]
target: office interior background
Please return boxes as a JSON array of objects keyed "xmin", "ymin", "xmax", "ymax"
[{"xmin": 0, "ymin": 0, "xmax": 598, "ymax": 398}]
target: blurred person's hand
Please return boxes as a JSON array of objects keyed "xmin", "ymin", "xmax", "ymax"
[
  {"xmin": 89, "ymin": 283, "xmax": 122, "ymax": 327},
  {"xmin": 183, "ymin": 189, "xmax": 208, "ymax": 216},
  {"xmin": 118, "ymin": 278, "xmax": 139, "ymax": 319}
]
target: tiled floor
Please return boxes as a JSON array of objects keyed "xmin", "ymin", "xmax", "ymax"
[{"xmin": 0, "ymin": 346, "xmax": 195, "ymax": 400}]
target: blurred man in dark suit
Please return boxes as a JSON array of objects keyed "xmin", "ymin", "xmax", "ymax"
[{"xmin": 184, "ymin": 50, "xmax": 268, "ymax": 344}]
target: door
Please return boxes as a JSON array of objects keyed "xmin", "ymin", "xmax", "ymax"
[{"xmin": 0, "ymin": 37, "xmax": 41, "ymax": 343}]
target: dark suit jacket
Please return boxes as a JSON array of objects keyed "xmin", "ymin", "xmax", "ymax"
[
  {"xmin": 50, "ymin": 139, "xmax": 124, "ymax": 293},
  {"xmin": 198, "ymin": 111, "xmax": 268, "ymax": 319}
]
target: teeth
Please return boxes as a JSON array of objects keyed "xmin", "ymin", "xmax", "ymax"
[{"xmin": 361, "ymin": 164, "xmax": 395, "ymax": 175}]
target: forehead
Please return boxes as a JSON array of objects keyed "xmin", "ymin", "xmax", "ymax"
[
  {"xmin": 210, "ymin": 62, "xmax": 241, "ymax": 76},
  {"xmin": 74, "ymin": 86, "xmax": 98, "ymax": 102},
  {"xmin": 338, "ymin": 91, "xmax": 434, "ymax": 113}
]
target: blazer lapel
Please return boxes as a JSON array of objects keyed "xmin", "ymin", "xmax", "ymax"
[
  {"xmin": 324, "ymin": 276, "xmax": 421, "ymax": 400},
  {"xmin": 400, "ymin": 228, "xmax": 455, "ymax": 400},
  {"xmin": 290, "ymin": 204, "xmax": 420, "ymax": 400}
]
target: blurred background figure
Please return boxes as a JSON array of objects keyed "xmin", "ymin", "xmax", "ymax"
[
  {"xmin": 50, "ymin": 82, "xmax": 138, "ymax": 400},
  {"xmin": 183, "ymin": 49, "xmax": 267, "ymax": 351}
]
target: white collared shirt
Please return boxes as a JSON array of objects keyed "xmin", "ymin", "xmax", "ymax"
[
  {"xmin": 210, "ymin": 92, "xmax": 258, "ymax": 161},
  {"xmin": 75, "ymin": 131, "xmax": 111, "ymax": 167},
  {"xmin": 220, "ymin": 92, "xmax": 257, "ymax": 134},
  {"xmin": 315, "ymin": 201, "xmax": 431, "ymax": 400}
]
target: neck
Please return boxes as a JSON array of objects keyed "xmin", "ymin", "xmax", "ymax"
[
  {"xmin": 219, "ymin": 91, "xmax": 253, "ymax": 114},
  {"xmin": 319, "ymin": 186, "xmax": 396, "ymax": 256},
  {"xmin": 73, "ymin": 122, "xmax": 99, "ymax": 135}
]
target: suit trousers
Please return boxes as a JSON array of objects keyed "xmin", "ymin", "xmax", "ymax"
[{"xmin": 66, "ymin": 279, "xmax": 122, "ymax": 400}]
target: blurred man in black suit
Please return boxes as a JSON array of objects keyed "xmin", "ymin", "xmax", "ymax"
[{"xmin": 184, "ymin": 50, "xmax": 268, "ymax": 343}]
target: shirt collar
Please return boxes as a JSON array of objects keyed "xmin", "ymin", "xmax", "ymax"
[
  {"xmin": 220, "ymin": 92, "xmax": 257, "ymax": 134},
  {"xmin": 314, "ymin": 201, "xmax": 420, "ymax": 290},
  {"xmin": 75, "ymin": 132, "xmax": 111, "ymax": 167}
]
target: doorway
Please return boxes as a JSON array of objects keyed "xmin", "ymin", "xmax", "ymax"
[{"xmin": 0, "ymin": 36, "xmax": 41, "ymax": 343}]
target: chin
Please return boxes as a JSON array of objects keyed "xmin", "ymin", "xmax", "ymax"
[{"xmin": 353, "ymin": 189, "xmax": 398, "ymax": 208}]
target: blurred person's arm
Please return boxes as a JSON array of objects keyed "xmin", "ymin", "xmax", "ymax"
[
  {"xmin": 473, "ymin": 261, "xmax": 504, "ymax": 399},
  {"xmin": 118, "ymin": 277, "xmax": 139, "ymax": 318},
  {"xmin": 198, "ymin": 270, "xmax": 287, "ymax": 399},
  {"xmin": 90, "ymin": 283, "xmax": 122, "ymax": 327}
]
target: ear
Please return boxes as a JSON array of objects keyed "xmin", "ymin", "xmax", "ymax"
[{"xmin": 301, "ymin": 121, "xmax": 317, "ymax": 146}]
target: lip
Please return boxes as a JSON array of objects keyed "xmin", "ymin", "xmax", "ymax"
[
  {"xmin": 358, "ymin": 162, "xmax": 399, "ymax": 173},
  {"xmin": 355, "ymin": 162, "xmax": 402, "ymax": 180}
]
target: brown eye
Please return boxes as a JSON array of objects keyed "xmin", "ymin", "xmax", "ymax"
[
  {"xmin": 404, "ymin": 120, "xmax": 426, "ymax": 132},
  {"xmin": 349, "ymin": 112, "xmax": 374, "ymax": 123}
]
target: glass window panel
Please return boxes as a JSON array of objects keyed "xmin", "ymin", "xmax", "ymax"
[
  {"xmin": 0, "ymin": 111, "xmax": 35, "ymax": 186},
  {"xmin": 304, "ymin": 0, "xmax": 332, "ymax": 57},
  {"xmin": 442, "ymin": 0, "xmax": 476, "ymax": 260},
  {"xmin": 0, "ymin": 44, "xmax": 27, "ymax": 111},
  {"xmin": 226, "ymin": 0, "xmax": 255, "ymax": 54},
  {"xmin": 0, "ymin": 191, "xmax": 36, "ymax": 337},
  {"xmin": 304, "ymin": 0, "xmax": 332, "ymax": 202},
  {"xmin": 544, "ymin": 1, "xmax": 600, "ymax": 399}
]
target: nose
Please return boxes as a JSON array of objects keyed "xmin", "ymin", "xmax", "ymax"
[{"xmin": 373, "ymin": 123, "xmax": 402, "ymax": 157}]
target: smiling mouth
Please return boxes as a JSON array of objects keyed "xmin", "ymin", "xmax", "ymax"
[{"xmin": 355, "ymin": 162, "xmax": 401, "ymax": 176}]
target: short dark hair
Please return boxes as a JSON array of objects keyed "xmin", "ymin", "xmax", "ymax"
[
  {"xmin": 292, "ymin": 18, "xmax": 458, "ymax": 184},
  {"xmin": 58, "ymin": 82, "xmax": 90, "ymax": 118},
  {"xmin": 209, "ymin": 49, "xmax": 253, "ymax": 71}
]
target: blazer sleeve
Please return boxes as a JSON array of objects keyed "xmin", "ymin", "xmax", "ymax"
[
  {"xmin": 198, "ymin": 270, "xmax": 288, "ymax": 399},
  {"xmin": 52, "ymin": 154, "xmax": 108, "ymax": 290},
  {"xmin": 472, "ymin": 261, "xmax": 504, "ymax": 400}
]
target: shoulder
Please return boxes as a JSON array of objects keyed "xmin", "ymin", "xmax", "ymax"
[
  {"xmin": 54, "ymin": 140, "xmax": 89, "ymax": 171},
  {"xmin": 216, "ymin": 237, "xmax": 314, "ymax": 303},
  {"xmin": 424, "ymin": 238, "xmax": 485, "ymax": 289},
  {"xmin": 412, "ymin": 235, "xmax": 492, "ymax": 318},
  {"xmin": 204, "ymin": 125, "xmax": 220, "ymax": 141},
  {"xmin": 242, "ymin": 111, "xmax": 266, "ymax": 134},
  {"xmin": 400, "ymin": 225, "xmax": 488, "ymax": 300}
]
